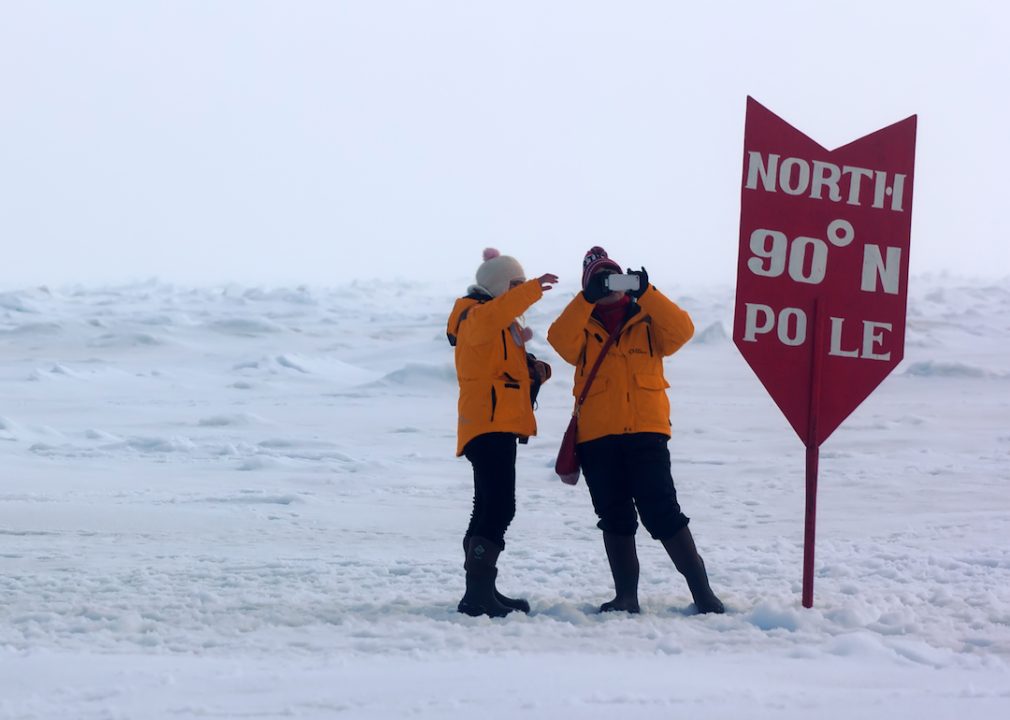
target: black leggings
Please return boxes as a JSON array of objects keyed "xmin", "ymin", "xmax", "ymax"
[
  {"xmin": 578, "ymin": 433, "xmax": 690, "ymax": 540},
  {"xmin": 462, "ymin": 432, "xmax": 517, "ymax": 550}
]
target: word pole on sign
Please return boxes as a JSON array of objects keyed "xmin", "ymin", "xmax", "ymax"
[{"xmin": 733, "ymin": 97, "xmax": 916, "ymax": 608}]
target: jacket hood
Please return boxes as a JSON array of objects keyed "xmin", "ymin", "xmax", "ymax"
[{"xmin": 446, "ymin": 295, "xmax": 486, "ymax": 347}]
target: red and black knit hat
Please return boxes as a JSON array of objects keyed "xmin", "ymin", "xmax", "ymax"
[{"xmin": 582, "ymin": 246, "xmax": 622, "ymax": 289}]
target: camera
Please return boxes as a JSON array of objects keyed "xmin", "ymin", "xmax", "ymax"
[{"xmin": 604, "ymin": 274, "xmax": 640, "ymax": 292}]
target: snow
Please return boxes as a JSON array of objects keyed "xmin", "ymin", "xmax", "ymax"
[{"xmin": 1, "ymin": 275, "xmax": 1009, "ymax": 718}]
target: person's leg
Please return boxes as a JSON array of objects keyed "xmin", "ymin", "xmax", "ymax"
[
  {"xmin": 661, "ymin": 527, "xmax": 724, "ymax": 614},
  {"xmin": 579, "ymin": 435, "xmax": 641, "ymax": 613},
  {"xmin": 461, "ymin": 542, "xmax": 529, "ymax": 613},
  {"xmin": 462, "ymin": 470, "xmax": 485, "ymax": 557},
  {"xmin": 459, "ymin": 535, "xmax": 512, "ymax": 617},
  {"xmin": 599, "ymin": 532, "xmax": 640, "ymax": 613},
  {"xmin": 462, "ymin": 432, "xmax": 517, "ymax": 547},
  {"xmin": 627, "ymin": 433, "xmax": 724, "ymax": 614},
  {"xmin": 459, "ymin": 433, "xmax": 524, "ymax": 617}
]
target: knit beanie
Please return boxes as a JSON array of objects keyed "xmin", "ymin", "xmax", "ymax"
[
  {"xmin": 472, "ymin": 248, "xmax": 525, "ymax": 298},
  {"xmin": 582, "ymin": 246, "xmax": 622, "ymax": 289}
]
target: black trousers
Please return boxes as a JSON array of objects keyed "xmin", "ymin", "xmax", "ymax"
[
  {"xmin": 462, "ymin": 432, "xmax": 517, "ymax": 550},
  {"xmin": 578, "ymin": 432, "xmax": 690, "ymax": 540}
]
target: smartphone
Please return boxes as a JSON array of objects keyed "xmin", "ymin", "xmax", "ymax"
[{"xmin": 605, "ymin": 274, "xmax": 641, "ymax": 292}]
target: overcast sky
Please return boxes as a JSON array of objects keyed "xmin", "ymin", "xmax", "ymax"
[{"xmin": 1, "ymin": 1, "xmax": 1007, "ymax": 290}]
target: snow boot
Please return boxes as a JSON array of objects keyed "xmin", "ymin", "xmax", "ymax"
[
  {"xmin": 599, "ymin": 531, "xmax": 641, "ymax": 614},
  {"xmin": 462, "ymin": 537, "xmax": 529, "ymax": 613},
  {"xmin": 661, "ymin": 526, "xmax": 725, "ymax": 614},
  {"xmin": 458, "ymin": 536, "xmax": 514, "ymax": 618}
]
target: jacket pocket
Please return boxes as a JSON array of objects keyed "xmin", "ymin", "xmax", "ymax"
[
  {"xmin": 490, "ymin": 378, "xmax": 525, "ymax": 424},
  {"xmin": 634, "ymin": 374, "xmax": 670, "ymax": 423},
  {"xmin": 572, "ymin": 375, "xmax": 608, "ymax": 400}
]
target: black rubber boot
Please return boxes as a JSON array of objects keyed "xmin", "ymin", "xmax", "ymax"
[
  {"xmin": 458, "ymin": 536, "xmax": 515, "ymax": 618},
  {"xmin": 463, "ymin": 537, "xmax": 529, "ymax": 613},
  {"xmin": 599, "ymin": 531, "xmax": 641, "ymax": 614},
  {"xmin": 661, "ymin": 526, "xmax": 725, "ymax": 614}
]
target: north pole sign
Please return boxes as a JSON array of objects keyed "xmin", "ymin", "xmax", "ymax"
[{"xmin": 733, "ymin": 97, "xmax": 916, "ymax": 607}]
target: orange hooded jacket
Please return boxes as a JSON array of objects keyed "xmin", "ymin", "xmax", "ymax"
[
  {"xmin": 447, "ymin": 279, "xmax": 545, "ymax": 456},
  {"xmin": 547, "ymin": 284, "xmax": 694, "ymax": 444}
]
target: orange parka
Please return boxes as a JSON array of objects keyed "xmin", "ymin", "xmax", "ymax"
[
  {"xmin": 547, "ymin": 284, "xmax": 694, "ymax": 444},
  {"xmin": 447, "ymin": 279, "xmax": 546, "ymax": 456}
]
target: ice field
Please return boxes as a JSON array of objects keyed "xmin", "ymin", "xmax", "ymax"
[{"xmin": 1, "ymin": 273, "xmax": 1008, "ymax": 718}]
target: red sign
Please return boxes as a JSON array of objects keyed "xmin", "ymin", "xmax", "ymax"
[{"xmin": 734, "ymin": 97, "xmax": 917, "ymax": 447}]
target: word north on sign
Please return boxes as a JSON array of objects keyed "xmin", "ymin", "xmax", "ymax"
[{"xmin": 734, "ymin": 97, "xmax": 917, "ymax": 447}]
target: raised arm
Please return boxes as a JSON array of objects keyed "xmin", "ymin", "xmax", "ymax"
[
  {"xmin": 547, "ymin": 293, "xmax": 595, "ymax": 365},
  {"xmin": 636, "ymin": 284, "xmax": 694, "ymax": 356},
  {"xmin": 462, "ymin": 279, "xmax": 544, "ymax": 345}
]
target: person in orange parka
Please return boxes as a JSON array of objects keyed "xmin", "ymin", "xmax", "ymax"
[
  {"xmin": 447, "ymin": 248, "xmax": 558, "ymax": 618},
  {"xmin": 547, "ymin": 246, "xmax": 724, "ymax": 615}
]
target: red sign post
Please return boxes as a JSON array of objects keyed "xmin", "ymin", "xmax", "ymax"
[{"xmin": 733, "ymin": 97, "xmax": 916, "ymax": 607}]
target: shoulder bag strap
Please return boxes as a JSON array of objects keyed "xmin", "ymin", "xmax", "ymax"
[{"xmin": 571, "ymin": 318, "xmax": 626, "ymax": 418}]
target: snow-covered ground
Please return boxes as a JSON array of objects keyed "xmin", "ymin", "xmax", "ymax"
[{"xmin": 1, "ymin": 274, "xmax": 1008, "ymax": 718}]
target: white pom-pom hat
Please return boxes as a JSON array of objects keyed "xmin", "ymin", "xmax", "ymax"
[{"xmin": 472, "ymin": 248, "xmax": 525, "ymax": 298}]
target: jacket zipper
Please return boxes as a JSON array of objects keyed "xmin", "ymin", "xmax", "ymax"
[{"xmin": 580, "ymin": 330, "xmax": 588, "ymax": 376}]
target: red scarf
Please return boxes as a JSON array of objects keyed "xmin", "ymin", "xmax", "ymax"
[{"xmin": 595, "ymin": 295, "xmax": 631, "ymax": 337}]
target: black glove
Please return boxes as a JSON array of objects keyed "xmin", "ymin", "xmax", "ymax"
[
  {"xmin": 582, "ymin": 271, "xmax": 611, "ymax": 304},
  {"xmin": 626, "ymin": 267, "xmax": 649, "ymax": 299}
]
